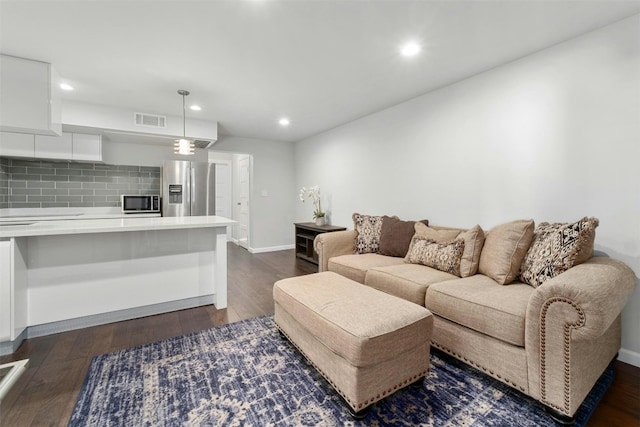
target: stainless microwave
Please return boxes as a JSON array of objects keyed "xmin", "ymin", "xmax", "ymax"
[{"xmin": 121, "ymin": 195, "xmax": 161, "ymax": 213}]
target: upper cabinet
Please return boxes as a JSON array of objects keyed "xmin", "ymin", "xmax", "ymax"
[
  {"xmin": 0, "ymin": 131, "xmax": 102, "ymax": 162},
  {"xmin": 0, "ymin": 54, "xmax": 62, "ymax": 136}
]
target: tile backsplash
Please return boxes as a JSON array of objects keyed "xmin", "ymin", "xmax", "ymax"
[{"xmin": 0, "ymin": 158, "xmax": 160, "ymax": 209}]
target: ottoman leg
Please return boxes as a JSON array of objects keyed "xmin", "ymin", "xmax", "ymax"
[
  {"xmin": 347, "ymin": 404, "xmax": 370, "ymax": 420},
  {"xmin": 410, "ymin": 376, "xmax": 425, "ymax": 389}
]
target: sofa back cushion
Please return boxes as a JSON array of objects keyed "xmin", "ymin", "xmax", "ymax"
[
  {"xmin": 478, "ymin": 219, "xmax": 535, "ymax": 285},
  {"xmin": 457, "ymin": 225, "xmax": 485, "ymax": 277},
  {"xmin": 519, "ymin": 217, "xmax": 599, "ymax": 288},
  {"xmin": 379, "ymin": 216, "xmax": 429, "ymax": 257}
]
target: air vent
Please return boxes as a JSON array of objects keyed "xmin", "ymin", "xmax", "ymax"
[
  {"xmin": 194, "ymin": 139, "xmax": 214, "ymax": 149},
  {"xmin": 134, "ymin": 112, "xmax": 167, "ymax": 128}
]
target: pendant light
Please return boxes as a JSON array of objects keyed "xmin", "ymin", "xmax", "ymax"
[{"xmin": 174, "ymin": 89, "xmax": 195, "ymax": 155}]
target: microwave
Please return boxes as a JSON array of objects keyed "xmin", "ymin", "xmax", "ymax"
[{"xmin": 121, "ymin": 195, "xmax": 161, "ymax": 213}]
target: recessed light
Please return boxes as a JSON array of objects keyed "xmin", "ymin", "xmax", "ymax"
[
  {"xmin": 190, "ymin": 105, "xmax": 202, "ymax": 111},
  {"xmin": 400, "ymin": 42, "xmax": 421, "ymax": 57},
  {"xmin": 60, "ymin": 83, "xmax": 74, "ymax": 91},
  {"xmin": 279, "ymin": 118, "xmax": 290, "ymax": 126}
]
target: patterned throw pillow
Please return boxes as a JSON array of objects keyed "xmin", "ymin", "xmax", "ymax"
[
  {"xmin": 519, "ymin": 217, "xmax": 599, "ymax": 288},
  {"xmin": 353, "ymin": 213, "xmax": 387, "ymax": 254},
  {"xmin": 405, "ymin": 237, "xmax": 465, "ymax": 277}
]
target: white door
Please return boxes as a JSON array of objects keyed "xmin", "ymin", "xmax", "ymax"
[
  {"xmin": 237, "ymin": 155, "xmax": 251, "ymax": 249},
  {"xmin": 214, "ymin": 162, "xmax": 232, "ymax": 240}
]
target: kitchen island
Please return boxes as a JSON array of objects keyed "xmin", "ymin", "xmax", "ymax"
[{"xmin": 0, "ymin": 216, "xmax": 236, "ymax": 355}]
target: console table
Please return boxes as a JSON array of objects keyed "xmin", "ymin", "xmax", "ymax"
[{"xmin": 294, "ymin": 222, "xmax": 346, "ymax": 265}]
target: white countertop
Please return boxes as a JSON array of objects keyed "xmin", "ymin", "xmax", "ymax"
[{"xmin": 0, "ymin": 215, "xmax": 236, "ymax": 238}]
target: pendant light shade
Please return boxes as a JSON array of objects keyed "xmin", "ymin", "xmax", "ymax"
[{"xmin": 175, "ymin": 90, "xmax": 195, "ymax": 155}]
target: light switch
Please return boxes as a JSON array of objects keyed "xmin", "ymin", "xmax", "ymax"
[{"xmin": 261, "ymin": 190, "xmax": 269, "ymax": 197}]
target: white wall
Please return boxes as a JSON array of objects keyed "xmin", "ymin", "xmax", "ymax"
[
  {"xmin": 295, "ymin": 15, "xmax": 640, "ymax": 363},
  {"xmin": 213, "ymin": 135, "xmax": 296, "ymax": 251}
]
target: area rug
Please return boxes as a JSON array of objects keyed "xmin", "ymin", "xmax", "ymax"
[{"xmin": 69, "ymin": 315, "xmax": 613, "ymax": 426}]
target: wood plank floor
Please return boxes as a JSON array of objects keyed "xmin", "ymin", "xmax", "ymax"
[{"xmin": 0, "ymin": 243, "xmax": 638, "ymax": 426}]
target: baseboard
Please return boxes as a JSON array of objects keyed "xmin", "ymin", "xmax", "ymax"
[
  {"xmin": 0, "ymin": 329, "xmax": 27, "ymax": 357},
  {"xmin": 249, "ymin": 244, "xmax": 295, "ymax": 254},
  {"xmin": 26, "ymin": 294, "xmax": 215, "ymax": 339},
  {"xmin": 618, "ymin": 348, "xmax": 640, "ymax": 367}
]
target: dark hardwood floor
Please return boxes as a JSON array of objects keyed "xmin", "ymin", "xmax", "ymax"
[{"xmin": 0, "ymin": 243, "xmax": 637, "ymax": 426}]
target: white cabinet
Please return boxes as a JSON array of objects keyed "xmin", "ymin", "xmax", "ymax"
[
  {"xmin": 0, "ymin": 54, "xmax": 62, "ymax": 136},
  {"xmin": 0, "ymin": 239, "xmax": 27, "ymax": 345},
  {"xmin": 0, "ymin": 132, "xmax": 35, "ymax": 158},
  {"xmin": 35, "ymin": 132, "xmax": 73, "ymax": 160},
  {"xmin": 0, "ymin": 131, "xmax": 102, "ymax": 162},
  {"xmin": 72, "ymin": 133, "xmax": 102, "ymax": 161}
]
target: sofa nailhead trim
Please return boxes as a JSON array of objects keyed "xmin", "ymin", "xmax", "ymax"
[
  {"xmin": 539, "ymin": 297, "xmax": 586, "ymax": 415},
  {"xmin": 276, "ymin": 325, "xmax": 428, "ymax": 411},
  {"xmin": 431, "ymin": 342, "xmax": 526, "ymax": 393}
]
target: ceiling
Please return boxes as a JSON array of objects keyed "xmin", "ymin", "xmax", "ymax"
[{"xmin": 1, "ymin": 1, "xmax": 639, "ymax": 144}]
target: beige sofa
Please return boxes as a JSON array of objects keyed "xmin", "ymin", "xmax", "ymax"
[{"xmin": 314, "ymin": 220, "xmax": 635, "ymax": 423}]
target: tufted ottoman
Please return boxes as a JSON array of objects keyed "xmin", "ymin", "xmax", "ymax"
[{"xmin": 273, "ymin": 271, "xmax": 433, "ymax": 418}]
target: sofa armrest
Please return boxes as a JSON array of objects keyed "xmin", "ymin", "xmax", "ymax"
[
  {"xmin": 314, "ymin": 230, "xmax": 357, "ymax": 272},
  {"xmin": 526, "ymin": 256, "xmax": 635, "ymax": 342},
  {"xmin": 524, "ymin": 256, "xmax": 636, "ymax": 416}
]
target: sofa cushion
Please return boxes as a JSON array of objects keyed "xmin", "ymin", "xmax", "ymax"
[
  {"xmin": 519, "ymin": 217, "xmax": 599, "ymax": 288},
  {"xmin": 353, "ymin": 213, "xmax": 392, "ymax": 254},
  {"xmin": 426, "ymin": 275, "xmax": 533, "ymax": 346},
  {"xmin": 478, "ymin": 219, "xmax": 535, "ymax": 285},
  {"xmin": 405, "ymin": 238, "xmax": 465, "ymax": 276},
  {"xmin": 365, "ymin": 264, "xmax": 458, "ymax": 306},
  {"xmin": 379, "ymin": 217, "xmax": 429, "ymax": 257},
  {"xmin": 328, "ymin": 253, "xmax": 405, "ymax": 284},
  {"xmin": 457, "ymin": 225, "xmax": 485, "ymax": 278}
]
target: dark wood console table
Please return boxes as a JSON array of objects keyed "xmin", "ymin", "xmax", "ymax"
[{"xmin": 294, "ymin": 222, "xmax": 347, "ymax": 265}]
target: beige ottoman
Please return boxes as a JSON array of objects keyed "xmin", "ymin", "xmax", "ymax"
[{"xmin": 273, "ymin": 271, "xmax": 433, "ymax": 418}]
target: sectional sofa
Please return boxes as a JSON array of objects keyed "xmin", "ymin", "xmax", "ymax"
[{"xmin": 313, "ymin": 214, "xmax": 635, "ymax": 423}]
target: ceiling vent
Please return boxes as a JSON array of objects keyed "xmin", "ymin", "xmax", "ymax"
[
  {"xmin": 134, "ymin": 112, "xmax": 167, "ymax": 128},
  {"xmin": 194, "ymin": 139, "xmax": 214, "ymax": 149}
]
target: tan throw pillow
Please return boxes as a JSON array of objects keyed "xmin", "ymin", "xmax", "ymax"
[
  {"xmin": 413, "ymin": 222, "xmax": 460, "ymax": 242},
  {"xmin": 457, "ymin": 225, "xmax": 485, "ymax": 277},
  {"xmin": 353, "ymin": 213, "xmax": 392, "ymax": 254},
  {"xmin": 379, "ymin": 216, "xmax": 429, "ymax": 257},
  {"xmin": 519, "ymin": 217, "xmax": 599, "ymax": 288},
  {"xmin": 405, "ymin": 237, "xmax": 465, "ymax": 276},
  {"xmin": 478, "ymin": 219, "xmax": 535, "ymax": 285}
]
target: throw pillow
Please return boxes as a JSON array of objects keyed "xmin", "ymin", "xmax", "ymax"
[
  {"xmin": 353, "ymin": 213, "xmax": 389, "ymax": 254},
  {"xmin": 478, "ymin": 219, "xmax": 535, "ymax": 285},
  {"xmin": 519, "ymin": 217, "xmax": 599, "ymax": 288},
  {"xmin": 457, "ymin": 225, "xmax": 485, "ymax": 277},
  {"xmin": 412, "ymin": 222, "xmax": 461, "ymax": 242},
  {"xmin": 379, "ymin": 216, "xmax": 429, "ymax": 257},
  {"xmin": 405, "ymin": 237, "xmax": 465, "ymax": 277}
]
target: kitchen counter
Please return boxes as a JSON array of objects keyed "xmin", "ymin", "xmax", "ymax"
[
  {"xmin": 0, "ymin": 215, "xmax": 236, "ymax": 356},
  {"xmin": 0, "ymin": 215, "xmax": 235, "ymax": 238}
]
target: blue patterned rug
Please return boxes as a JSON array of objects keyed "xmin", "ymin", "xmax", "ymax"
[{"xmin": 69, "ymin": 315, "xmax": 613, "ymax": 426}]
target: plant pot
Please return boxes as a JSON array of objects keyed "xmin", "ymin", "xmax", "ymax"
[{"xmin": 315, "ymin": 217, "xmax": 326, "ymax": 226}]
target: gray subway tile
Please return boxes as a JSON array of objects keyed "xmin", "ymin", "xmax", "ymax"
[
  {"xmin": 27, "ymin": 181, "xmax": 55, "ymax": 189},
  {"xmin": 94, "ymin": 176, "xmax": 117, "ymax": 183},
  {"xmin": 28, "ymin": 195, "xmax": 55, "ymax": 202},
  {"xmin": 68, "ymin": 176, "xmax": 93, "ymax": 182},
  {"xmin": 70, "ymin": 163, "xmax": 95, "ymax": 170},
  {"xmin": 81, "ymin": 182, "xmax": 107, "ymax": 189},
  {"xmin": 12, "ymin": 188, "xmax": 41, "ymax": 195},
  {"xmin": 82, "ymin": 196, "xmax": 106, "ymax": 202},
  {"xmin": 57, "ymin": 196, "xmax": 82, "ymax": 202},
  {"xmin": 56, "ymin": 182, "xmax": 82, "ymax": 189},
  {"xmin": 11, "ymin": 174, "xmax": 42, "ymax": 181},
  {"xmin": 94, "ymin": 189, "xmax": 118, "ymax": 196},
  {"xmin": 9, "ymin": 167, "xmax": 27, "ymax": 174},
  {"xmin": 9, "ymin": 195, "xmax": 27, "ymax": 202},
  {"xmin": 93, "ymin": 201, "xmax": 119, "ymax": 207},
  {"xmin": 26, "ymin": 167, "xmax": 55, "ymax": 175},
  {"xmin": 42, "ymin": 175, "xmax": 69, "ymax": 182},
  {"xmin": 69, "ymin": 189, "xmax": 94, "ymax": 196},
  {"xmin": 106, "ymin": 183, "xmax": 130, "ymax": 190},
  {"xmin": 11, "ymin": 202, "xmax": 41, "ymax": 208},
  {"xmin": 57, "ymin": 168, "xmax": 83, "ymax": 176},
  {"xmin": 42, "ymin": 188, "xmax": 70, "ymax": 196},
  {"xmin": 9, "ymin": 181, "xmax": 26, "ymax": 188}
]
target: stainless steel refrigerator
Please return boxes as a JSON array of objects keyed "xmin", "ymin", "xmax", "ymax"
[{"xmin": 162, "ymin": 160, "xmax": 216, "ymax": 217}]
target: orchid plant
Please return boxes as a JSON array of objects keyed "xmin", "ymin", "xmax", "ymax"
[{"xmin": 299, "ymin": 185, "xmax": 325, "ymax": 219}]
